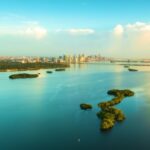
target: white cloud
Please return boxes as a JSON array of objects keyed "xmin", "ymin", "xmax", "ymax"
[
  {"xmin": 20, "ymin": 25, "xmax": 47, "ymax": 39},
  {"xmin": 113, "ymin": 24, "xmax": 124, "ymax": 36},
  {"xmin": 126, "ymin": 22, "xmax": 150, "ymax": 31},
  {"xmin": 56, "ymin": 28, "xmax": 95, "ymax": 35},
  {"xmin": 110, "ymin": 22, "xmax": 150, "ymax": 57},
  {"xmin": 114, "ymin": 22, "xmax": 150, "ymax": 34},
  {"xmin": 68, "ymin": 29, "xmax": 95, "ymax": 35},
  {"xmin": 0, "ymin": 21, "xmax": 47, "ymax": 39},
  {"xmin": 113, "ymin": 22, "xmax": 150, "ymax": 46}
]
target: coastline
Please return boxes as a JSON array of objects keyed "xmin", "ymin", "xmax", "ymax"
[{"xmin": 0, "ymin": 62, "xmax": 70, "ymax": 72}]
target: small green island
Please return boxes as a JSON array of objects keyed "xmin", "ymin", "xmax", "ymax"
[
  {"xmin": 80, "ymin": 103, "xmax": 93, "ymax": 110},
  {"xmin": 55, "ymin": 68, "xmax": 66, "ymax": 71},
  {"xmin": 46, "ymin": 71, "xmax": 53, "ymax": 74},
  {"xmin": 80, "ymin": 89, "xmax": 135, "ymax": 131},
  {"xmin": 128, "ymin": 68, "xmax": 138, "ymax": 72},
  {"xmin": 9, "ymin": 73, "xmax": 39, "ymax": 79}
]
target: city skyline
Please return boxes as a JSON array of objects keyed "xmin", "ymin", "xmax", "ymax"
[{"xmin": 0, "ymin": 0, "xmax": 150, "ymax": 58}]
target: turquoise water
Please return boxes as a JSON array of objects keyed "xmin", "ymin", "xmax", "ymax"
[{"xmin": 0, "ymin": 63, "xmax": 150, "ymax": 150}]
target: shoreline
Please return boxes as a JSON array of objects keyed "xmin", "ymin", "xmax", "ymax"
[{"xmin": 0, "ymin": 62, "xmax": 69, "ymax": 72}]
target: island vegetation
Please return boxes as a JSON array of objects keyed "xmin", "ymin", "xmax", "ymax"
[
  {"xmin": 9, "ymin": 73, "xmax": 39, "ymax": 79},
  {"xmin": 46, "ymin": 71, "xmax": 53, "ymax": 74},
  {"xmin": 128, "ymin": 68, "xmax": 138, "ymax": 72},
  {"xmin": 0, "ymin": 62, "xmax": 69, "ymax": 72},
  {"xmin": 124, "ymin": 65, "xmax": 130, "ymax": 68},
  {"xmin": 80, "ymin": 89, "xmax": 135, "ymax": 131},
  {"xmin": 80, "ymin": 104, "xmax": 93, "ymax": 110},
  {"xmin": 55, "ymin": 68, "xmax": 66, "ymax": 71},
  {"xmin": 97, "ymin": 89, "xmax": 134, "ymax": 131}
]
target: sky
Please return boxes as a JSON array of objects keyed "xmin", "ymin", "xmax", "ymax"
[{"xmin": 0, "ymin": 0, "xmax": 150, "ymax": 58}]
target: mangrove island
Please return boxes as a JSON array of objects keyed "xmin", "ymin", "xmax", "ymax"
[
  {"xmin": 46, "ymin": 71, "xmax": 53, "ymax": 74},
  {"xmin": 0, "ymin": 62, "xmax": 69, "ymax": 72},
  {"xmin": 80, "ymin": 89, "xmax": 135, "ymax": 132},
  {"xmin": 55, "ymin": 68, "xmax": 66, "ymax": 71},
  {"xmin": 80, "ymin": 103, "xmax": 93, "ymax": 110},
  {"xmin": 97, "ymin": 89, "xmax": 134, "ymax": 131},
  {"xmin": 128, "ymin": 68, "xmax": 138, "ymax": 72},
  {"xmin": 9, "ymin": 73, "xmax": 39, "ymax": 79}
]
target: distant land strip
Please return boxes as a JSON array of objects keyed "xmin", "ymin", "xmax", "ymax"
[
  {"xmin": 120, "ymin": 63, "xmax": 150, "ymax": 66},
  {"xmin": 0, "ymin": 62, "xmax": 69, "ymax": 72}
]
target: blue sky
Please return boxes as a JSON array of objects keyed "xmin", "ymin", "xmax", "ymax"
[{"xmin": 0, "ymin": 0, "xmax": 150, "ymax": 57}]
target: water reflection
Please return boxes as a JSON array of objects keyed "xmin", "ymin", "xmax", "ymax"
[{"xmin": 0, "ymin": 64, "xmax": 150, "ymax": 150}]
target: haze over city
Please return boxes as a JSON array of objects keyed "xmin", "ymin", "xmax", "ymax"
[{"xmin": 0, "ymin": 0, "xmax": 150, "ymax": 58}]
